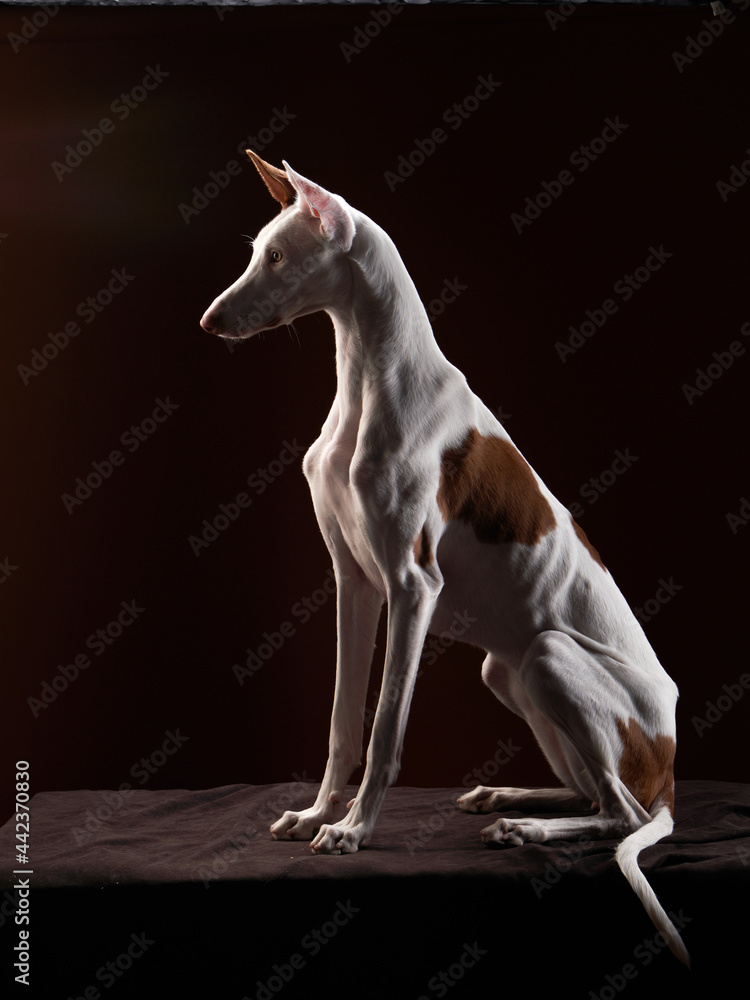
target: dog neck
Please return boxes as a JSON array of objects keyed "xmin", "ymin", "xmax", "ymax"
[{"xmin": 324, "ymin": 211, "xmax": 450, "ymax": 430}]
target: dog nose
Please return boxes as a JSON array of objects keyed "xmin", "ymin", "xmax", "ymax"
[{"xmin": 200, "ymin": 307, "xmax": 223, "ymax": 335}]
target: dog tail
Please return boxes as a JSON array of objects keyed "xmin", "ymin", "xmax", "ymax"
[{"xmin": 615, "ymin": 802, "xmax": 690, "ymax": 968}]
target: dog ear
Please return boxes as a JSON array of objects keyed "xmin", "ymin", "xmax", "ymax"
[
  {"xmin": 282, "ymin": 162, "xmax": 356, "ymax": 252},
  {"xmin": 245, "ymin": 150, "xmax": 295, "ymax": 210}
]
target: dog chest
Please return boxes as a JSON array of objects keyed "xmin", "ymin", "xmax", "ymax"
[{"xmin": 303, "ymin": 433, "xmax": 386, "ymax": 592}]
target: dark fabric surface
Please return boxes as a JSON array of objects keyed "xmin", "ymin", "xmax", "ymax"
[
  {"xmin": 2, "ymin": 779, "xmax": 748, "ymax": 889},
  {"xmin": 1, "ymin": 781, "xmax": 746, "ymax": 997}
]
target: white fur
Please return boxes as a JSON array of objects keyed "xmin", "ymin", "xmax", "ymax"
[{"xmin": 201, "ymin": 162, "xmax": 688, "ymax": 966}]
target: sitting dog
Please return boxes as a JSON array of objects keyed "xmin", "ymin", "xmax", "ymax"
[{"xmin": 201, "ymin": 153, "xmax": 688, "ymax": 966}]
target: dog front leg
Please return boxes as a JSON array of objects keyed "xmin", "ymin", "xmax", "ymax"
[
  {"xmin": 310, "ymin": 572, "xmax": 440, "ymax": 854},
  {"xmin": 270, "ymin": 566, "xmax": 383, "ymax": 842}
]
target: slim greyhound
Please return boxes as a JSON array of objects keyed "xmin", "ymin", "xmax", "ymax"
[{"xmin": 201, "ymin": 153, "xmax": 688, "ymax": 966}]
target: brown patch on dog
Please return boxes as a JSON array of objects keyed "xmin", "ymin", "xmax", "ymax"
[
  {"xmin": 245, "ymin": 150, "xmax": 295, "ymax": 210},
  {"xmin": 413, "ymin": 525, "xmax": 433, "ymax": 568},
  {"xmin": 616, "ymin": 717, "xmax": 676, "ymax": 815},
  {"xmin": 437, "ymin": 429, "xmax": 555, "ymax": 545},
  {"xmin": 570, "ymin": 515, "xmax": 607, "ymax": 571}
]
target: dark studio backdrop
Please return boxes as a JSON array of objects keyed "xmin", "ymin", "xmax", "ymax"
[{"xmin": 1, "ymin": 1, "xmax": 749, "ymax": 825}]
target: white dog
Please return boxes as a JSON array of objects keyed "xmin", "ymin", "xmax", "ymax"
[{"xmin": 201, "ymin": 153, "xmax": 688, "ymax": 966}]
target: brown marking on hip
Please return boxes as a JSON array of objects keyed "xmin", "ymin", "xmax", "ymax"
[
  {"xmin": 616, "ymin": 716, "xmax": 676, "ymax": 815},
  {"xmin": 437, "ymin": 429, "xmax": 555, "ymax": 546}
]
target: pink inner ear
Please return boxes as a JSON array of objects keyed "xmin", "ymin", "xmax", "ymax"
[
  {"xmin": 284, "ymin": 164, "xmax": 354, "ymax": 250},
  {"xmin": 287, "ymin": 170, "xmax": 330, "ymax": 221}
]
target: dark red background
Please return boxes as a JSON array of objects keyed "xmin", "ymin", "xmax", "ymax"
[{"xmin": 2, "ymin": 2, "xmax": 748, "ymax": 820}]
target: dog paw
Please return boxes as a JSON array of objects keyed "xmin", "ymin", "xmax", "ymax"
[
  {"xmin": 270, "ymin": 807, "xmax": 331, "ymax": 842},
  {"xmin": 457, "ymin": 785, "xmax": 511, "ymax": 814},
  {"xmin": 310, "ymin": 820, "xmax": 369, "ymax": 855},
  {"xmin": 480, "ymin": 817, "xmax": 545, "ymax": 846}
]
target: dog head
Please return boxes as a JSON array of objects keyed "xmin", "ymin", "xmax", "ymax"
[{"xmin": 200, "ymin": 153, "xmax": 357, "ymax": 340}]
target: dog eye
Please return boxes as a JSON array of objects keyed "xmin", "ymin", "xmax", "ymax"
[{"xmin": 270, "ymin": 250, "xmax": 283, "ymax": 263}]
